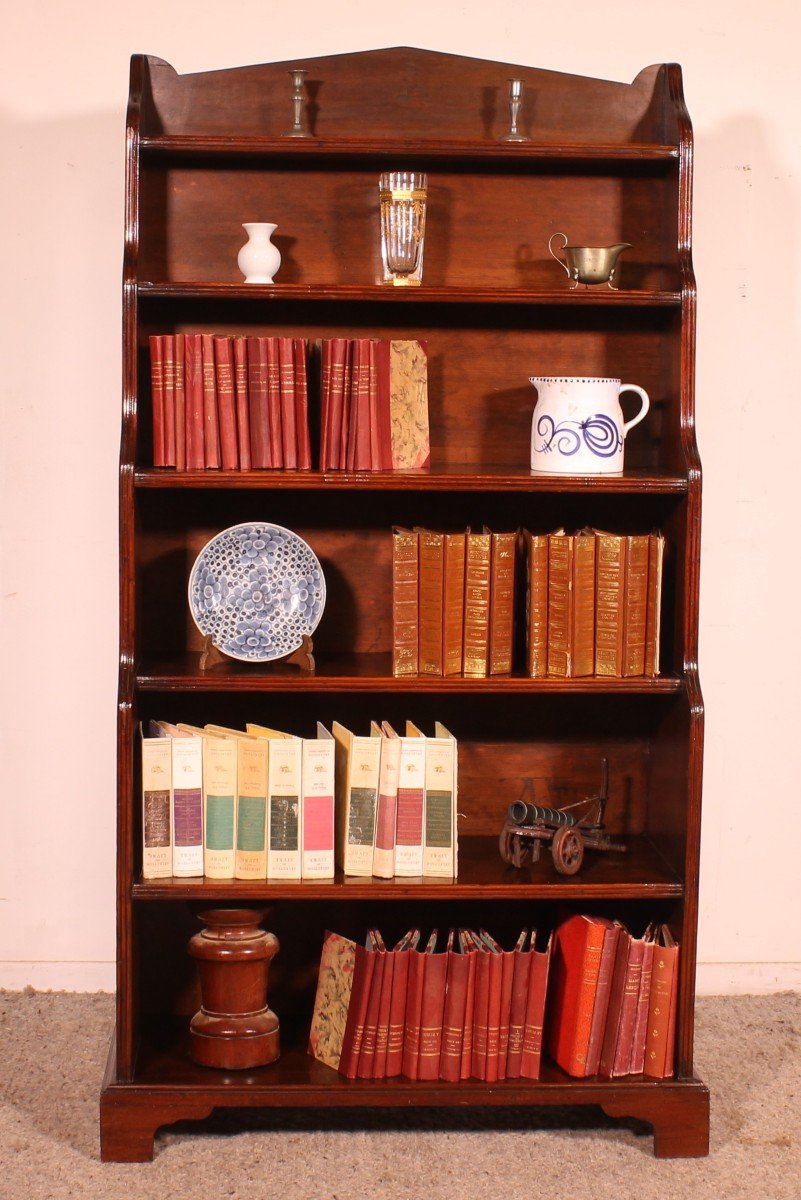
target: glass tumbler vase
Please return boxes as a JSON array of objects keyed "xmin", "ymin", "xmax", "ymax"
[{"xmin": 378, "ymin": 171, "xmax": 428, "ymax": 286}]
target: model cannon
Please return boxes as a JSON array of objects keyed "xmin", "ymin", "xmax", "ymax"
[{"xmin": 499, "ymin": 759, "xmax": 626, "ymax": 876}]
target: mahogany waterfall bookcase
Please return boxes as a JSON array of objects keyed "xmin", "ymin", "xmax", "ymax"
[{"xmin": 100, "ymin": 47, "xmax": 709, "ymax": 1161}]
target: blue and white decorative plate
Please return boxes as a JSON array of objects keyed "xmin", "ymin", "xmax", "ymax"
[{"xmin": 188, "ymin": 522, "xmax": 326, "ymax": 662}]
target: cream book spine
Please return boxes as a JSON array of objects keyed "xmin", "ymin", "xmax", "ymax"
[
  {"xmin": 332, "ymin": 721, "xmax": 381, "ymax": 877},
  {"xmin": 141, "ymin": 732, "xmax": 172, "ymax": 878},
  {"xmin": 301, "ymin": 726, "xmax": 336, "ymax": 879},
  {"xmin": 201, "ymin": 734, "xmax": 237, "ymax": 879},
  {"xmin": 423, "ymin": 723, "xmax": 458, "ymax": 877},
  {"xmin": 372, "ymin": 722, "xmax": 400, "ymax": 879},
  {"xmin": 266, "ymin": 736, "xmax": 303, "ymax": 879},
  {"xmin": 170, "ymin": 734, "xmax": 204, "ymax": 877},
  {"xmin": 234, "ymin": 737, "xmax": 269, "ymax": 879},
  {"xmin": 392, "ymin": 722, "xmax": 426, "ymax": 877}
]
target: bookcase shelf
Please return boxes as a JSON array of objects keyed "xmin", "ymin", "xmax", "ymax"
[{"xmin": 105, "ymin": 48, "xmax": 707, "ymax": 1163}]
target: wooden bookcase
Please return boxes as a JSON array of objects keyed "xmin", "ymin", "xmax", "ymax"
[{"xmin": 100, "ymin": 48, "xmax": 709, "ymax": 1161}]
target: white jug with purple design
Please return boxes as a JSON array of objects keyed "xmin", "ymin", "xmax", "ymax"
[{"xmin": 529, "ymin": 376, "xmax": 650, "ymax": 474}]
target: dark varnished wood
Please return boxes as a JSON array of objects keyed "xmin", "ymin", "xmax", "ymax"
[{"xmin": 109, "ymin": 48, "xmax": 705, "ymax": 1161}]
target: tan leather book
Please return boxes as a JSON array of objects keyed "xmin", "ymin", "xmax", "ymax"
[
  {"xmin": 463, "ymin": 530, "xmax": 491, "ymax": 677},
  {"xmin": 643, "ymin": 925, "xmax": 679, "ymax": 1079},
  {"xmin": 622, "ymin": 535, "xmax": 649, "ymax": 677},
  {"xmin": 443, "ymin": 532, "xmax": 466, "ymax": 677},
  {"xmin": 392, "ymin": 527, "xmax": 419, "ymax": 676},
  {"xmin": 595, "ymin": 531, "xmax": 627, "ymax": 676},
  {"xmin": 417, "ymin": 528, "xmax": 445, "ymax": 675},
  {"xmin": 645, "ymin": 532, "xmax": 665, "ymax": 677},
  {"xmin": 487, "ymin": 529, "xmax": 517, "ymax": 675},
  {"xmin": 547, "ymin": 531, "xmax": 573, "ymax": 677},
  {"xmin": 524, "ymin": 530, "xmax": 548, "ymax": 678},
  {"xmin": 572, "ymin": 532, "xmax": 597, "ymax": 678}
]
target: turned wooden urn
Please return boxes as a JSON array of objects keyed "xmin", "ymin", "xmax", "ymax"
[{"xmin": 188, "ymin": 908, "xmax": 280, "ymax": 1070}]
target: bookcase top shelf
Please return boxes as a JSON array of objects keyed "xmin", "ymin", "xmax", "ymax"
[{"xmin": 138, "ymin": 282, "xmax": 682, "ymax": 306}]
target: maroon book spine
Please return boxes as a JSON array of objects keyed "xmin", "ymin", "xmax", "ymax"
[
  {"xmin": 184, "ymin": 333, "xmax": 205, "ymax": 470},
  {"xmin": 200, "ymin": 333, "xmax": 220, "ymax": 468},
  {"xmin": 148, "ymin": 335, "xmax": 166, "ymax": 465},
  {"xmin": 598, "ymin": 929, "xmax": 632, "ymax": 1078},
  {"xmin": 161, "ymin": 335, "xmax": 176, "ymax": 466},
  {"xmin": 373, "ymin": 950, "xmax": 395, "ymax": 1079},
  {"xmin": 520, "ymin": 936, "xmax": 552, "ymax": 1080},
  {"xmin": 471, "ymin": 945, "xmax": 490, "ymax": 1080},
  {"xmin": 460, "ymin": 938, "xmax": 478, "ymax": 1079},
  {"xmin": 484, "ymin": 946, "xmax": 503, "ymax": 1084},
  {"xmin": 266, "ymin": 336, "xmax": 283, "ymax": 468},
  {"xmin": 611, "ymin": 935, "xmax": 646, "ymax": 1076},
  {"xmin": 173, "ymin": 333, "xmax": 186, "ymax": 470},
  {"xmin": 213, "ymin": 336, "xmax": 238, "ymax": 470},
  {"xmin": 629, "ymin": 934, "xmax": 655, "ymax": 1074},
  {"xmin": 439, "ymin": 947, "xmax": 469, "ymax": 1082},
  {"xmin": 319, "ymin": 339, "xmax": 331, "ymax": 470},
  {"xmin": 278, "ymin": 336, "xmax": 297, "ymax": 469},
  {"xmin": 497, "ymin": 946, "xmax": 516, "ymax": 1080},
  {"xmin": 233, "ymin": 336, "xmax": 251, "ymax": 471},
  {"xmin": 247, "ymin": 336, "xmax": 271, "ymax": 469},
  {"xmin": 376, "ymin": 339, "xmax": 394, "ymax": 469},
  {"xmin": 585, "ymin": 922, "xmax": 621, "ymax": 1076},
  {"xmin": 354, "ymin": 339, "xmax": 372, "ymax": 471},
  {"xmin": 505, "ymin": 942, "xmax": 532, "ymax": 1079},
  {"xmin": 357, "ymin": 943, "xmax": 385, "ymax": 1079},
  {"xmin": 328, "ymin": 338, "xmax": 347, "ymax": 469},
  {"xmin": 386, "ymin": 946, "xmax": 411, "ymax": 1077},
  {"xmin": 346, "ymin": 340, "xmax": 361, "ymax": 471},
  {"xmin": 338, "ymin": 944, "xmax": 375, "ymax": 1079},
  {"xmin": 418, "ymin": 942, "xmax": 448, "ymax": 1081},
  {"xmin": 401, "ymin": 946, "xmax": 427, "ymax": 1079},
  {"xmin": 368, "ymin": 339, "xmax": 380, "ymax": 469},
  {"xmin": 294, "ymin": 338, "xmax": 311, "ymax": 470}
]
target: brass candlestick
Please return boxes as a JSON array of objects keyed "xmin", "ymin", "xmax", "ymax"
[
  {"xmin": 500, "ymin": 78, "xmax": 529, "ymax": 143},
  {"xmin": 284, "ymin": 68, "xmax": 311, "ymax": 138}
]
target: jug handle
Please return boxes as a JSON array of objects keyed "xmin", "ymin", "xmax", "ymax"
[
  {"xmin": 620, "ymin": 385, "xmax": 650, "ymax": 436},
  {"xmin": 548, "ymin": 232, "xmax": 570, "ymax": 276}
]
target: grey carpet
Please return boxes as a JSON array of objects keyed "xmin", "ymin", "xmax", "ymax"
[{"xmin": 0, "ymin": 990, "xmax": 799, "ymax": 1198}]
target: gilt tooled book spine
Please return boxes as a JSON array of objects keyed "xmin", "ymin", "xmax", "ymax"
[
  {"xmin": 184, "ymin": 333, "xmax": 205, "ymax": 470},
  {"xmin": 463, "ymin": 531, "xmax": 491, "ymax": 677},
  {"xmin": 644, "ymin": 532, "xmax": 665, "ymax": 677},
  {"xmin": 386, "ymin": 940, "xmax": 414, "ymax": 1077},
  {"xmin": 611, "ymin": 934, "xmax": 646, "ymax": 1076},
  {"xmin": 161, "ymin": 335, "xmax": 176, "ymax": 466},
  {"xmin": 439, "ymin": 946, "xmax": 469, "ymax": 1082},
  {"xmin": 294, "ymin": 338, "xmax": 312, "ymax": 470},
  {"xmin": 443, "ymin": 533, "xmax": 466, "ymax": 677},
  {"xmin": 418, "ymin": 942, "xmax": 448, "ymax": 1082},
  {"xmin": 354, "ymin": 339, "xmax": 372, "ymax": 471},
  {"xmin": 340, "ymin": 339, "xmax": 355, "ymax": 470},
  {"xmin": 594, "ymin": 532, "xmax": 627, "ymax": 676},
  {"xmin": 401, "ymin": 946, "xmax": 427, "ymax": 1080},
  {"xmin": 278, "ymin": 336, "xmax": 297, "ymax": 469},
  {"xmin": 505, "ymin": 938, "xmax": 532, "ymax": 1079},
  {"xmin": 337, "ymin": 940, "xmax": 374, "ymax": 1077},
  {"xmin": 629, "ymin": 927, "xmax": 656, "ymax": 1074},
  {"xmin": 319, "ymin": 338, "xmax": 332, "ymax": 469},
  {"xmin": 148, "ymin": 335, "xmax": 166, "ymax": 466},
  {"xmin": 497, "ymin": 945, "xmax": 516, "ymax": 1079},
  {"xmin": 585, "ymin": 921, "xmax": 621, "ymax": 1076},
  {"xmin": 373, "ymin": 947, "xmax": 395, "ymax": 1079},
  {"xmin": 524, "ymin": 531, "xmax": 548, "ymax": 678},
  {"xmin": 598, "ymin": 928, "xmax": 632, "ymax": 1078},
  {"xmin": 173, "ymin": 333, "xmax": 186, "ymax": 470},
  {"xmin": 572, "ymin": 532, "xmax": 596, "ymax": 678},
  {"xmin": 357, "ymin": 939, "xmax": 385, "ymax": 1078},
  {"xmin": 643, "ymin": 926, "xmax": 679, "ymax": 1079},
  {"xmin": 520, "ymin": 935, "xmax": 552, "ymax": 1080},
  {"xmin": 392, "ymin": 528, "xmax": 419, "ymax": 677},
  {"xmin": 459, "ymin": 937, "xmax": 478, "ymax": 1079},
  {"xmin": 368, "ymin": 339, "xmax": 381, "ymax": 470},
  {"xmin": 470, "ymin": 944, "xmax": 491, "ymax": 1080},
  {"xmin": 213, "ymin": 336, "xmax": 239, "ymax": 470},
  {"xmin": 488, "ymin": 530, "xmax": 516, "ymax": 675},
  {"xmin": 547, "ymin": 533, "xmax": 574, "ymax": 677},
  {"xmin": 247, "ymin": 336, "xmax": 271, "ymax": 469},
  {"xmin": 266, "ymin": 336, "xmax": 284, "ymax": 469},
  {"xmin": 417, "ymin": 529, "xmax": 445, "ymax": 676},
  {"xmin": 200, "ymin": 333, "xmax": 220, "ymax": 468},
  {"xmin": 622, "ymin": 535, "xmax": 649, "ymax": 677},
  {"xmin": 233, "ymin": 336, "xmax": 251, "ymax": 470}
]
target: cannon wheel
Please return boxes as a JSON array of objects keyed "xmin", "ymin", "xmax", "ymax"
[{"xmin": 552, "ymin": 826, "xmax": 584, "ymax": 875}]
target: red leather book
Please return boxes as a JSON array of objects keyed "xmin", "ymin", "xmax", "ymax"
[
  {"xmin": 278, "ymin": 336, "xmax": 297, "ymax": 469},
  {"xmin": 629, "ymin": 924, "xmax": 656, "ymax": 1074},
  {"xmin": 459, "ymin": 930, "xmax": 478, "ymax": 1079},
  {"xmin": 345, "ymin": 340, "xmax": 359, "ymax": 471},
  {"xmin": 233, "ymin": 336, "xmax": 251, "ymax": 470},
  {"xmin": 439, "ymin": 934, "xmax": 470, "ymax": 1082},
  {"xmin": 610, "ymin": 930, "xmax": 647, "ymax": 1077},
  {"xmin": 375, "ymin": 340, "xmax": 393, "ymax": 469},
  {"xmin": 294, "ymin": 338, "xmax": 311, "ymax": 470},
  {"xmin": 184, "ymin": 333, "xmax": 205, "ymax": 470},
  {"xmin": 247, "ymin": 336, "xmax": 271, "ymax": 469},
  {"xmin": 173, "ymin": 333, "xmax": 186, "ymax": 470},
  {"xmin": 148, "ymin": 335, "xmax": 166, "ymax": 465},
  {"xmin": 479, "ymin": 930, "xmax": 504, "ymax": 1083},
  {"xmin": 356, "ymin": 930, "xmax": 385, "ymax": 1078},
  {"xmin": 546, "ymin": 914, "xmax": 615, "ymax": 1077},
  {"xmin": 470, "ymin": 934, "xmax": 491, "ymax": 1080},
  {"xmin": 161, "ymin": 335, "xmax": 176, "ymax": 466},
  {"xmin": 505, "ymin": 929, "xmax": 531, "ymax": 1079},
  {"xmin": 418, "ymin": 930, "xmax": 448, "ymax": 1081},
  {"xmin": 200, "ymin": 333, "xmax": 220, "ymax": 468},
  {"xmin": 266, "ymin": 337, "xmax": 283, "ymax": 468},
  {"xmin": 643, "ymin": 925, "xmax": 679, "ymax": 1079},
  {"xmin": 402, "ymin": 930, "xmax": 434, "ymax": 1079},
  {"xmin": 319, "ymin": 339, "xmax": 331, "ymax": 469},
  {"xmin": 338, "ymin": 936, "xmax": 377, "ymax": 1079},
  {"xmin": 368, "ymin": 339, "xmax": 381, "ymax": 469},
  {"xmin": 386, "ymin": 929, "xmax": 418, "ymax": 1077},
  {"xmin": 373, "ymin": 932, "xmax": 395, "ymax": 1079},
  {"xmin": 598, "ymin": 927, "xmax": 632, "ymax": 1077},
  {"xmin": 498, "ymin": 932, "xmax": 522, "ymax": 1079},
  {"xmin": 355, "ymin": 340, "xmax": 373, "ymax": 470},
  {"xmin": 520, "ymin": 931, "xmax": 552, "ymax": 1080},
  {"xmin": 213, "ymin": 336, "xmax": 239, "ymax": 470},
  {"xmin": 328, "ymin": 338, "xmax": 347, "ymax": 469},
  {"xmin": 585, "ymin": 921, "xmax": 621, "ymax": 1076}
]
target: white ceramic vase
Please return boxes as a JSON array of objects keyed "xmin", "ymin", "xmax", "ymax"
[
  {"xmin": 529, "ymin": 375, "xmax": 650, "ymax": 474},
  {"xmin": 237, "ymin": 222, "xmax": 281, "ymax": 284}
]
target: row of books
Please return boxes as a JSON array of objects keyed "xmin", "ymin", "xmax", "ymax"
[
  {"xmin": 141, "ymin": 719, "xmax": 458, "ymax": 881},
  {"xmin": 392, "ymin": 527, "xmax": 516, "ymax": 677},
  {"xmin": 148, "ymin": 333, "xmax": 311, "ymax": 470},
  {"xmin": 319, "ymin": 338, "xmax": 430, "ymax": 470},
  {"xmin": 308, "ymin": 915, "xmax": 679, "ymax": 1084},
  {"xmin": 309, "ymin": 927, "xmax": 552, "ymax": 1082},
  {"xmin": 526, "ymin": 529, "xmax": 665, "ymax": 678}
]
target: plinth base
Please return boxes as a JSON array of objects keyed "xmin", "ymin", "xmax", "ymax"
[{"xmin": 189, "ymin": 1018, "xmax": 280, "ymax": 1070}]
